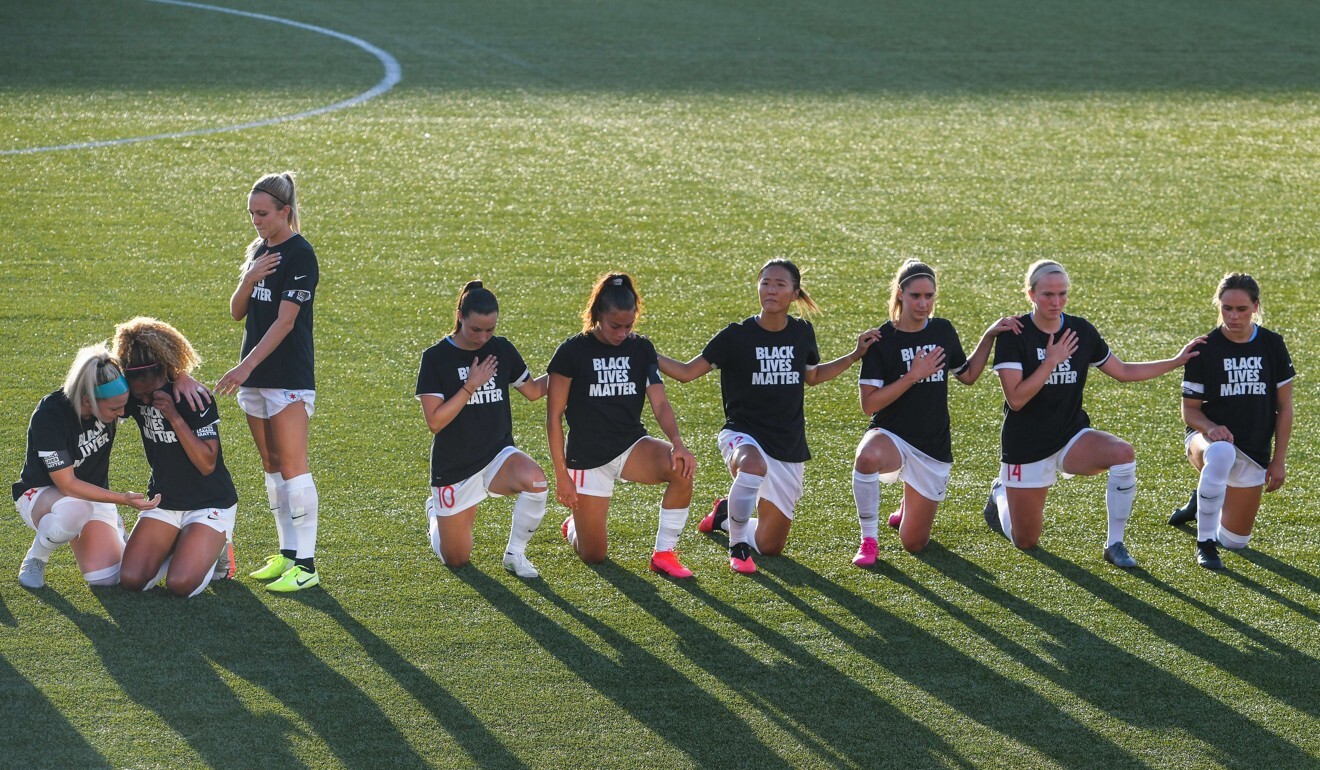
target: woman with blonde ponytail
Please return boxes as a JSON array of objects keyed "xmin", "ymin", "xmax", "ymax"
[
  {"xmin": 12, "ymin": 345, "xmax": 160, "ymax": 589},
  {"xmin": 215, "ymin": 171, "xmax": 322, "ymax": 592}
]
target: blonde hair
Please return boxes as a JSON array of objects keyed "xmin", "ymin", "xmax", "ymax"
[
  {"xmin": 1214, "ymin": 272, "xmax": 1264, "ymax": 324},
  {"xmin": 889, "ymin": 259, "xmax": 937, "ymax": 322},
  {"xmin": 245, "ymin": 170, "xmax": 300, "ymax": 262},
  {"xmin": 62, "ymin": 343, "xmax": 123, "ymax": 419},
  {"xmin": 112, "ymin": 316, "xmax": 202, "ymax": 382},
  {"xmin": 1024, "ymin": 260, "xmax": 1069, "ymax": 293}
]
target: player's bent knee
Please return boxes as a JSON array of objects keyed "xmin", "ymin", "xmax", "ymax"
[
  {"xmin": 83, "ymin": 564, "xmax": 121, "ymax": 586},
  {"xmin": 901, "ymin": 537, "xmax": 929, "ymax": 554},
  {"xmin": 118, "ymin": 569, "xmax": 151, "ymax": 592},
  {"xmin": 1111, "ymin": 441, "xmax": 1135, "ymax": 466},
  {"xmin": 167, "ymin": 577, "xmax": 204, "ymax": 598}
]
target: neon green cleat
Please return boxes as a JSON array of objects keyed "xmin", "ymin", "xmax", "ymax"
[
  {"xmin": 267, "ymin": 565, "xmax": 320, "ymax": 592},
  {"xmin": 249, "ymin": 554, "xmax": 294, "ymax": 580}
]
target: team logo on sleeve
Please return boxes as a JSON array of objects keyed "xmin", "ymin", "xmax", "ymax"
[
  {"xmin": 589, "ymin": 357, "xmax": 637, "ymax": 396},
  {"xmin": 752, "ymin": 346, "xmax": 799, "ymax": 385},
  {"xmin": 284, "ymin": 289, "xmax": 312, "ymax": 302},
  {"xmin": 1221, "ymin": 356, "xmax": 1265, "ymax": 396},
  {"xmin": 38, "ymin": 450, "xmax": 63, "ymax": 469}
]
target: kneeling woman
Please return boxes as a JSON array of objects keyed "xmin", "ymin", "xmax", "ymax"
[
  {"xmin": 12, "ymin": 345, "xmax": 159, "ymax": 589},
  {"xmin": 1172, "ymin": 273, "xmax": 1293, "ymax": 569},
  {"xmin": 113, "ymin": 318, "xmax": 239, "ymax": 597},
  {"xmin": 850, "ymin": 259, "xmax": 1020, "ymax": 563},
  {"xmin": 417, "ymin": 281, "xmax": 549, "ymax": 578},
  {"xmin": 658, "ymin": 259, "xmax": 878, "ymax": 574},
  {"xmin": 986, "ymin": 260, "xmax": 1203, "ymax": 568},
  {"xmin": 547, "ymin": 273, "xmax": 697, "ymax": 578}
]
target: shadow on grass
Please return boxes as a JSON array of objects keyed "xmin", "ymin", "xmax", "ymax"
[
  {"xmin": 457, "ymin": 564, "xmax": 790, "ymax": 769},
  {"xmin": 44, "ymin": 582, "xmax": 430, "ymax": 770},
  {"xmin": 0, "ymin": 589, "xmax": 14, "ymax": 627},
  {"xmin": 277, "ymin": 588, "xmax": 528, "ymax": 769},
  {"xmin": 932, "ymin": 545, "xmax": 1316, "ymax": 766},
  {"xmin": 594, "ymin": 561, "xmax": 978, "ymax": 769},
  {"xmin": 1236, "ymin": 549, "xmax": 1320, "ymax": 597},
  {"xmin": 754, "ymin": 554, "xmax": 1143, "ymax": 768},
  {"xmin": 0, "ymin": 653, "xmax": 109, "ymax": 769}
]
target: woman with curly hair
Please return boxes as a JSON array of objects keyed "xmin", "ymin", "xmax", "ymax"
[{"xmin": 115, "ymin": 317, "xmax": 239, "ymax": 597}]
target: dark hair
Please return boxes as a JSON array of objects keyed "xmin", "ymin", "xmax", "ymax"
[
  {"xmin": 454, "ymin": 280, "xmax": 499, "ymax": 333},
  {"xmin": 889, "ymin": 259, "xmax": 937, "ymax": 321},
  {"xmin": 759, "ymin": 259, "xmax": 819, "ymax": 314},
  {"xmin": 582, "ymin": 272, "xmax": 641, "ymax": 333},
  {"xmin": 1214, "ymin": 272, "xmax": 1263, "ymax": 322}
]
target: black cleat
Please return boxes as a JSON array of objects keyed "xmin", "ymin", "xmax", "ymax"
[
  {"xmin": 1104, "ymin": 542, "xmax": 1138, "ymax": 569},
  {"xmin": 1196, "ymin": 540, "xmax": 1224, "ymax": 570},
  {"xmin": 1168, "ymin": 490, "xmax": 1198, "ymax": 526},
  {"xmin": 984, "ymin": 481, "xmax": 1004, "ymax": 536}
]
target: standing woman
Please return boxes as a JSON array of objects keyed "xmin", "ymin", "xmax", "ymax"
[
  {"xmin": 417, "ymin": 281, "xmax": 550, "ymax": 578},
  {"xmin": 547, "ymin": 273, "xmax": 697, "ymax": 578},
  {"xmin": 1170, "ymin": 273, "xmax": 1293, "ymax": 569},
  {"xmin": 658, "ymin": 259, "xmax": 879, "ymax": 574},
  {"xmin": 985, "ymin": 260, "xmax": 1203, "ymax": 567},
  {"xmin": 850, "ymin": 260, "xmax": 1021, "ymax": 564},
  {"xmin": 12, "ymin": 345, "xmax": 159, "ymax": 589},
  {"xmin": 215, "ymin": 171, "xmax": 321, "ymax": 592},
  {"xmin": 114, "ymin": 317, "xmax": 239, "ymax": 597}
]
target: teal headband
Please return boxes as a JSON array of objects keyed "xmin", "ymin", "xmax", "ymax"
[{"xmin": 94, "ymin": 376, "xmax": 128, "ymax": 399}]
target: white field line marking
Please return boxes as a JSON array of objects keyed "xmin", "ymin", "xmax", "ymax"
[{"xmin": 1, "ymin": 0, "xmax": 401, "ymax": 156}]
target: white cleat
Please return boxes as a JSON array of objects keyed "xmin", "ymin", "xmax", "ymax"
[
  {"xmin": 19, "ymin": 557, "xmax": 47, "ymax": 589},
  {"xmin": 502, "ymin": 551, "xmax": 540, "ymax": 579}
]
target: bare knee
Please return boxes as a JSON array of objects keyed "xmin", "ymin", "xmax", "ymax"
[
  {"xmin": 901, "ymin": 536, "xmax": 929, "ymax": 554},
  {"xmin": 1110, "ymin": 441, "xmax": 1135, "ymax": 467},
  {"xmin": 166, "ymin": 578, "xmax": 204, "ymax": 598},
  {"xmin": 738, "ymin": 456, "xmax": 768, "ymax": 477},
  {"xmin": 854, "ymin": 450, "xmax": 882, "ymax": 475},
  {"xmin": 1014, "ymin": 535, "xmax": 1040, "ymax": 550},
  {"xmin": 119, "ymin": 570, "xmax": 150, "ymax": 592}
]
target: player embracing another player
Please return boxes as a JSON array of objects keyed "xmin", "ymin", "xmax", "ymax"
[
  {"xmin": 984, "ymin": 259, "xmax": 1205, "ymax": 568},
  {"xmin": 657, "ymin": 259, "xmax": 878, "ymax": 574},
  {"xmin": 1169, "ymin": 273, "xmax": 1293, "ymax": 569},
  {"xmin": 547, "ymin": 273, "xmax": 697, "ymax": 578},
  {"xmin": 849, "ymin": 259, "xmax": 1021, "ymax": 565},
  {"xmin": 216, "ymin": 171, "xmax": 322, "ymax": 592},
  {"xmin": 114, "ymin": 317, "xmax": 239, "ymax": 597},
  {"xmin": 416, "ymin": 281, "xmax": 550, "ymax": 578}
]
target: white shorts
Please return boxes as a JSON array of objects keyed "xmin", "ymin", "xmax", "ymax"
[
  {"xmin": 427, "ymin": 446, "xmax": 523, "ymax": 516},
  {"xmin": 237, "ymin": 387, "xmax": 316, "ymax": 419},
  {"xmin": 718, "ymin": 430, "xmax": 806, "ymax": 520},
  {"xmin": 1185, "ymin": 434, "xmax": 1268, "ymax": 488},
  {"xmin": 137, "ymin": 504, "xmax": 237, "ymax": 536},
  {"xmin": 869, "ymin": 429, "xmax": 952, "ymax": 502},
  {"xmin": 566, "ymin": 438, "xmax": 645, "ymax": 499},
  {"xmin": 14, "ymin": 486, "xmax": 120, "ymax": 531},
  {"xmin": 1001, "ymin": 428, "xmax": 1094, "ymax": 489}
]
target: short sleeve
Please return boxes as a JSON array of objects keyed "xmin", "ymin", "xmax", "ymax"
[
  {"xmin": 859, "ymin": 346, "xmax": 885, "ymax": 388},
  {"xmin": 29, "ymin": 407, "xmax": 74, "ymax": 472},
  {"xmin": 1181, "ymin": 353, "xmax": 1207, "ymax": 400},
  {"xmin": 801, "ymin": 321, "xmax": 821, "ymax": 366},
  {"xmin": 416, "ymin": 347, "xmax": 447, "ymax": 399},
  {"xmin": 700, "ymin": 325, "xmax": 734, "ymax": 369},
  {"xmin": 504, "ymin": 339, "xmax": 531, "ymax": 387},
  {"xmin": 281, "ymin": 247, "xmax": 318, "ymax": 306},
  {"xmin": 1274, "ymin": 335, "xmax": 1296, "ymax": 386},
  {"xmin": 183, "ymin": 399, "xmax": 221, "ymax": 439},
  {"xmin": 547, "ymin": 339, "xmax": 576, "ymax": 378},
  {"xmin": 639, "ymin": 337, "xmax": 662, "ymax": 387},
  {"xmin": 993, "ymin": 327, "xmax": 1024, "ymax": 371},
  {"xmin": 1087, "ymin": 322, "xmax": 1111, "ymax": 367},
  {"xmin": 945, "ymin": 322, "xmax": 969, "ymax": 374}
]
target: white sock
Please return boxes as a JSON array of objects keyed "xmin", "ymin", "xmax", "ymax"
[
  {"xmin": 285, "ymin": 473, "xmax": 319, "ymax": 560},
  {"xmin": 727, "ymin": 472, "xmax": 764, "ymax": 547},
  {"xmin": 1106, "ymin": 462, "xmax": 1137, "ymax": 547},
  {"xmin": 26, "ymin": 497, "xmax": 97, "ymax": 562},
  {"xmin": 1197, "ymin": 442, "xmax": 1234, "ymax": 542},
  {"xmin": 427, "ymin": 508, "xmax": 445, "ymax": 564},
  {"xmin": 564, "ymin": 516, "xmax": 578, "ymax": 550},
  {"xmin": 83, "ymin": 564, "xmax": 120, "ymax": 586},
  {"xmin": 1217, "ymin": 526, "xmax": 1251, "ymax": 551},
  {"xmin": 265, "ymin": 472, "xmax": 294, "ymax": 552},
  {"xmin": 654, "ymin": 507, "xmax": 689, "ymax": 552},
  {"xmin": 144, "ymin": 556, "xmax": 171, "ymax": 591},
  {"xmin": 507, "ymin": 490, "xmax": 547, "ymax": 555},
  {"xmin": 853, "ymin": 470, "xmax": 881, "ymax": 540},
  {"xmin": 745, "ymin": 516, "xmax": 762, "ymax": 554},
  {"xmin": 994, "ymin": 483, "xmax": 1015, "ymax": 546}
]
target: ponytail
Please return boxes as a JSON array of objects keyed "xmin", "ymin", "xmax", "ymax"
[
  {"xmin": 582, "ymin": 272, "xmax": 642, "ymax": 332},
  {"xmin": 454, "ymin": 280, "xmax": 500, "ymax": 333},
  {"xmin": 760, "ymin": 259, "xmax": 818, "ymax": 315},
  {"xmin": 62, "ymin": 343, "xmax": 124, "ymax": 419}
]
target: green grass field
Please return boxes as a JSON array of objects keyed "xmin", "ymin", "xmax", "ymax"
[{"xmin": 2, "ymin": 0, "xmax": 1317, "ymax": 767}]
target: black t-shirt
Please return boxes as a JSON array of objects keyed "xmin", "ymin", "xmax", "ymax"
[
  {"xmin": 1182, "ymin": 325, "xmax": 1294, "ymax": 468},
  {"xmin": 701, "ymin": 316, "xmax": 821, "ymax": 463},
  {"xmin": 127, "ymin": 382, "xmax": 238, "ymax": 511},
  {"xmin": 993, "ymin": 313, "xmax": 1110, "ymax": 464},
  {"xmin": 13, "ymin": 390, "xmax": 117, "ymax": 500},
  {"xmin": 415, "ymin": 336, "xmax": 531, "ymax": 486},
  {"xmin": 240, "ymin": 233, "xmax": 317, "ymax": 389},
  {"xmin": 548, "ymin": 333, "xmax": 660, "ymax": 470},
  {"xmin": 859, "ymin": 318, "xmax": 969, "ymax": 463}
]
